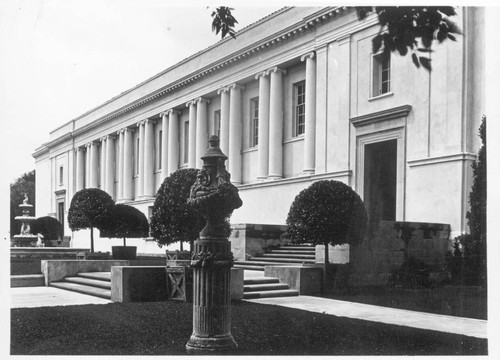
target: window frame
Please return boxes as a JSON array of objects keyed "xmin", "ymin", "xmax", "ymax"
[
  {"xmin": 249, "ymin": 97, "xmax": 259, "ymax": 147},
  {"xmin": 293, "ymin": 81, "xmax": 306, "ymax": 137},
  {"xmin": 371, "ymin": 51, "xmax": 392, "ymax": 98},
  {"xmin": 213, "ymin": 110, "xmax": 221, "ymax": 138},
  {"xmin": 157, "ymin": 129, "xmax": 162, "ymax": 171},
  {"xmin": 183, "ymin": 121, "xmax": 189, "ymax": 164},
  {"xmin": 58, "ymin": 166, "xmax": 64, "ymax": 186}
]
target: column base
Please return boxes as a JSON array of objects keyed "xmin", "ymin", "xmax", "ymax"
[
  {"xmin": 267, "ymin": 175, "xmax": 283, "ymax": 180},
  {"xmin": 186, "ymin": 334, "xmax": 238, "ymax": 353}
]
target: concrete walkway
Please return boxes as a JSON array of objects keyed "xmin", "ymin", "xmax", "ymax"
[
  {"xmin": 245, "ymin": 295, "xmax": 487, "ymax": 339},
  {"xmin": 10, "ymin": 270, "xmax": 487, "ymax": 339}
]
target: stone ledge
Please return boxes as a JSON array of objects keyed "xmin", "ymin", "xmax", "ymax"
[
  {"xmin": 264, "ymin": 265, "xmax": 323, "ymax": 295},
  {"xmin": 11, "ymin": 274, "xmax": 45, "ymax": 288}
]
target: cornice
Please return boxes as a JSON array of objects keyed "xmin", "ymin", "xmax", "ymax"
[
  {"xmin": 45, "ymin": 6, "xmax": 353, "ymax": 150},
  {"xmin": 32, "ymin": 145, "xmax": 49, "ymax": 159},
  {"xmin": 350, "ymin": 105, "xmax": 412, "ymax": 128}
]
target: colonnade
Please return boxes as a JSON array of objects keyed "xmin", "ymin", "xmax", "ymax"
[{"xmin": 73, "ymin": 51, "xmax": 317, "ymax": 200}]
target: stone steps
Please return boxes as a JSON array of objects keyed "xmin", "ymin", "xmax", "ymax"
[
  {"xmin": 49, "ymin": 272, "xmax": 112, "ymax": 299},
  {"xmin": 242, "ymin": 276, "xmax": 298, "ymax": 299},
  {"xmin": 234, "ymin": 244, "xmax": 316, "ymax": 271}
]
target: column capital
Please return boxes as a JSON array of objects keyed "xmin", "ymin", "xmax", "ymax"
[
  {"xmin": 255, "ymin": 71, "xmax": 269, "ymax": 80},
  {"xmin": 137, "ymin": 120, "xmax": 145, "ymax": 127},
  {"xmin": 266, "ymin": 67, "xmax": 287, "ymax": 76},
  {"xmin": 227, "ymin": 84, "xmax": 245, "ymax": 92},
  {"xmin": 106, "ymin": 134, "xmax": 116, "ymax": 140},
  {"xmin": 217, "ymin": 86, "xmax": 230, "ymax": 95},
  {"xmin": 186, "ymin": 99, "xmax": 197, "ymax": 108},
  {"xmin": 99, "ymin": 136, "xmax": 107, "ymax": 142},
  {"xmin": 166, "ymin": 109, "xmax": 181, "ymax": 117},
  {"xmin": 195, "ymin": 97, "xmax": 210, "ymax": 105},
  {"xmin": 301, "ymin": 51, "xmax": 315, "ymax": 62}
]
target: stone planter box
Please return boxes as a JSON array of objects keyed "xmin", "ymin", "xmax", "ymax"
[
  {"xmin": 76, "ymin": 252, "xmax": 110, "ymax": 260},
  {"xmin": 111, "ymin": 266, "xmax": 167, "ymax": 302},
  {"xmin": 112, "ymin": 246, "xmax": 137, "ymax": 260}
]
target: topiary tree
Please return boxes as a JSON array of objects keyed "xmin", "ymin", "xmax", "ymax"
[
  {"xmin": 31, "ymin": 216, "xmax": 62, "ymax": 246},
  {"xmin": 286, "ymin": 180, "xmax": 368, "ymax": 265},
  {"xmin": 100, "ymin": 204, "xmax": 149, "ymax": 246},
  {"xmin": 150, "ymin": 169, "xmax": 204, "ymax": 252},
  {"xmin": 68, "ymin": 188, "xmax": 115, "ymax": 253}
]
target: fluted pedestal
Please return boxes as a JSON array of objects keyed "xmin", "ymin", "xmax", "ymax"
[{"xmin": 186, "ymin": 238, "xmax": 237, "ymax": 352}]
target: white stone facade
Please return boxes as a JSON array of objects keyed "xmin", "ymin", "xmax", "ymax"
[{"xmin": 33, "ymin": 7, "xmax": 485, "ymax": 253}]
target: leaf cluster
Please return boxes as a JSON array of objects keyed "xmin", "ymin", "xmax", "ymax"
[
  {"xmin": 212, "ymin": 6, "xmax": 238, "ymax": 39},
  {"xmin": 286, "ymin": 180, "xmax": 367, "ymax": 247},
  {"xmin": 466, "ymin": 116, "xmax": 486, "ymax": 243},
  {"xmin": 68, "ymin": 188, "xmax": 115, "ymax": 232},
  {"xmin": 100, "ymin": 204, "xmax": 149, "ymax": 239},
  {"xmin": 150, "ymin": 169, "xmax": 204, "ymax": 247},
  {"xmin": 356, "ymin": 6, "xmax": 460, "ymax": 71},
  {"xmin": 31, "ymin": 216, "xmax": 62, "ymax": 241}
]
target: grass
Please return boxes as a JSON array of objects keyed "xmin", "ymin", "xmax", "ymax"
[
  {"xmin": 321, "ymin": 285, "xmax": 487, "ymax": 320},
  {"xmin": 11, "ymin": 301, "xmax": 487, "ymax": 356}
]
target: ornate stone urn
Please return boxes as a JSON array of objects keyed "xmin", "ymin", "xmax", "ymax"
[{"xmin": 185, "ymin": 135, "xmax": 242, "ymax": 353}]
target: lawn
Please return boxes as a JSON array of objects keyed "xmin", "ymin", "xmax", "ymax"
[
  {"xmin": 321, "ymin": 285, "xmax": 487, "ymax": 320},
  {"xmin": 11, "ymin": 301, "xmax": 487, "ymax": 355}
]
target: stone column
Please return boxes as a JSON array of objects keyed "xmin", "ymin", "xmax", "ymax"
[
  {"xmin": 122, "ymin": 128, "xmax": 134, "ymax": 200},
  {"xmin": 85, "ymin": 144, "xmax": 91, "ymax": 188},
  {"xmin": 143, "ymin": 119, "xmax": 155, "ymax": 197},
  {"xmin": 160, "ymin": 112, "xmax": 169, "ymax": 181},
  {"xmin": 187, "ymin": 100, "xmax": 197, "ymax": 168},
  {"xmin": 100, "ymin": 137, "xmax": 107, "ymax": 189},
  {"xmin": 195, "ymin": 98, "xmax": 209, "ymax": 169},
  {"xmin": 75, "ymin": 147, "xmax": 85, "ymax": 191},
  {"xmin": 137, "ymin": 121, "xmax": 145, "ymax": 197},
  {"xmin": 167, "ymin": 109, "xmax": 180, "ymax": 175},
  {"xmin": 228, "ymin": 84, "xmax": 243, "ymax": 184},
  {"xmin": 302, "ymin": 52, "xmax": 316, "ymax": 174},
  {"xmin": 117, "ymin": 129, "xmax": 125, "ymax": 201},
  {"xmin": 268, "ymin": 67, "xmax": 286, "ymax": 180},
  {"xmin": 255, "ymin": 71, "xmax": 270, "ymax": 180},
  {"xmin": 105, "ymin": 135, "xmax": 115, "ymax": 198},
  {"xmin": 89, "ymin": 141, "xmax": 99, "ymax": 188},
  {"xmin": 218, "ymin": 86, "xmax": 230, "ymax": 156}
]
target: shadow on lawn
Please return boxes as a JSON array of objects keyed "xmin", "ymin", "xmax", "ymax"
[{"xmin": 11, "ymin": 301, "xmax": 487, "ymax": 356}]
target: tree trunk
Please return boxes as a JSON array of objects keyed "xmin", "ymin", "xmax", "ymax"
[
  {"xmin": 180, "ymin": 241, "xmax": 183, "ymax": 251},
  {"xmin": 322, "ymin": 241, "xmax": 329, "ymax": 293},
  {"xmin": 90, "ymin": 227, "xmax": 95, "ymax": 253},
  {"xmin": 123, "ymin": 237, "xmax": 127, "ymax": 247}
]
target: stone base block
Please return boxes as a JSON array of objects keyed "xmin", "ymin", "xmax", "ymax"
[
  {"xmin": 11, "ymin": 274, "xmax": 45, "ymax": 287},
  {"xmin": 264, "ymin": 265, "xmax": 323, "ymax": 295},
  {"xmin": 111, "ymin": 266, "xmax": 167, "ymax": 302},
  {"xmin": 41, "ymin": 260, "xmax": 128, "ymax": 285},
  {"xmin": 230, "ymin": 267, "xmax": 243, "ymax": 300}
]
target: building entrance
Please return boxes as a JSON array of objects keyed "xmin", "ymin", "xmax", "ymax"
[{"xmin": 363, "ymin": 139, "xmax": 397, "ymax": 232}]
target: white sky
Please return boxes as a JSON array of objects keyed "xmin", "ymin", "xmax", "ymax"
[{"xmin": 0, "ymin": 0, "xmax": 284, "ymax": 238}]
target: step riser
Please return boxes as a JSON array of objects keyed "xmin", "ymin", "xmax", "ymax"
[
  {"xmin": 244, "ymin": 284, "xmax": 289, "ymax": 292},
  {"xmin": 248, "ymin": 258, "xmax": 315, "ymax": 264},
  {"xmin": 64, "ymin": 277, "xmax": 111, "ymax": 290},
  {"xmin": 50, "ymin": 282, "xmax": 111, "ymax": 300},
  {"xmin": 243, "ymin": 290, "xmax": 299, "ymax": 299},
  {"xmin": 261, "ymin": 254, "xmax": 315, "ymax": 259}
]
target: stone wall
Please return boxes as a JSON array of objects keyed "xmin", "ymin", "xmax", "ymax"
[
  {"xmin": 229, "ymin": 223, "xmax": 289, "ymax": 261},
  {"xmin": 349, "ymin": 220, "xmax": 451, "ymax": 286}
]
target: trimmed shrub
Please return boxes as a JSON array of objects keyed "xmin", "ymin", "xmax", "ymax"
[
  {"xmin": 388, "ymin": 258, "xmax": 431, "ymax": 289},
  {"xmin": 101, "ymin": 204, "xmax": 149, "ymax": 246},
  {"xmin": 68, "ymin": 188, "xmax": 115, "ymax": 253},
  {"xmin": 31, "ymin": 216, "xmax": 62, "ymax": 245},
  {"xmin": 150, "ymin": 169, "xmax": 203, "ymax": 251},
  {"xmin": 286, "ymin": 180, "xmax": 368, "ymax": 264}
]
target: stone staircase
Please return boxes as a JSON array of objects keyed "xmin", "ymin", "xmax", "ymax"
[
  {"xmin": 234, "ymin": 244, "xmax": 316, "ymax": 271},
  {"xmin": 243, "ymin": 275, "xmax": 299, "ymax": 299},
  {"xmin": 50, "ymin": 272, "xmax": 112, "ymax": 300}
]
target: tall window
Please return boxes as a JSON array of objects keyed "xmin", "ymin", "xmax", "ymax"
[
  {"xmin": 250, "ymin": 98, "xmax": 259, "ymax": 147},
  {"xmin": 135, "ymin": 138, "xmax": 140, "ymax": 175},
  {"xmin": 157, "ymin": 130, "xmax": 163, "ymax": 170},
  {"xmin": 58, "ymin": 166, "xmax": 63, "ymax": 185},
  {"xmin": 183, "ymin": 121, "xmax": 189, "ymax": 164},
  {"xmin": 294, "ymin": 81, "xmax": 306, "ymax": 136},
  {"xmin": 372, "ymin": 52, "xmax": 391, "ymax": 96},
  {"xmin": 57, "ymin": 201, "xmax": 65, "ymax": 237},
  {"xmin": 213, "ymin": 110, "xmax": 221, "ymax": 138}
]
